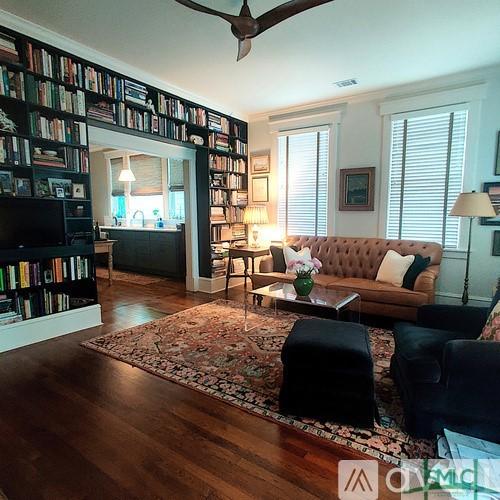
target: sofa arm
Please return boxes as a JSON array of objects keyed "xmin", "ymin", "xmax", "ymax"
[
  {"xmin": 417, "ymin": 305, "xmax": 488, "ymax": 338},
  {"xmin": 442, "ymin": 340, "xmax": 500, "ymax": 397},
  {"xmin": 259, "ymin": 255, "xmax": 274, "ymax": 273},
  {"xmin": 414, "ymin": 265, "xmax": 440, "ymax": 302}
]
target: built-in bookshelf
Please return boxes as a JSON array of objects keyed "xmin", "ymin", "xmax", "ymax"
[{"xmin": 0, "ymin": 22, "xmax": 248, "ymax": 328}]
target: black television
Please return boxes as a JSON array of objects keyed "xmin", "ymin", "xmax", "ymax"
[{"xmin": 0, "ymin": 198, "xmax": 66, "ymax": 249}]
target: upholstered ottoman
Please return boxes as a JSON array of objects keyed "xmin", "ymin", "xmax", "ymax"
[{"xmin": 279, "ymin": 318, "xmax": 377, "ymax": 427}]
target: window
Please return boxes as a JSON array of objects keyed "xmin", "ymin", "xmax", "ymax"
[
  {"xmin": 278, "ymin": 129, "xmax": 329, "ymax": 236},
  {"xmin": 386, "ymin": 108, "xmax": 468, "ymax": 248},
  {"xmin": 167, "ymin": 159, "xmax": 185, "ymax": 220}
]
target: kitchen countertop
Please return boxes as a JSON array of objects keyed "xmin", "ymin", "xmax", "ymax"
[{"xmin": 100, "ymin": 226, "xmax": 182, "ymax": 233}]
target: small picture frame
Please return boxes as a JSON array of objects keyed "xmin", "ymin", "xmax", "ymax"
[
  {"xmin": 0, "ymin": 170, "xmax": 13, "ymax": 195},
  {"xmin": 55, "ymin": 187, "xmax": 65, "ymax": 198},
  {"xmin": 495, "ymin": 131, "xmax": 500, "ymax": 176},
  {"xmin": 35, "ymin": 179, "xmax": 51, "ymax": 198},
  {"xmin": 339, "ymin": 167, "xmax": 375, "ymax": 211},
  {"xmin": 252, "ymin": 176, "xmax": 269, "ymax": 202},
  {"xmin": 251, "ymin": 154, "xmax": 270, "ymax": 174},
  {"xmin": 493, "ymin": 231, "xmax": 500, "ymax": 256},
  {"xmin": 480, "ymin": 182, "xmax": 500, "ymax": 226},
  {"xmin": 14, "ymin": 177, "xmax": 32, "ymax": 197},
  {"xmin": 48, "ymin": 178, "xmax": 72, "ymax": 198},
  {"xmin": 44, "ymin": 269, "xmax": 54, "ymax": 284},
  {"xmin": 72, "ymin": 183, "xmax": 86, "ymax": 199}
]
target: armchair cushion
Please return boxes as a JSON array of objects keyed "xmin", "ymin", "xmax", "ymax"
[
  {"xmin": 417, "ymin": 304, "xmax": 488, "ymax": 338},
  {"xmin": 393, "ymin": 322, "xmax": 467, "ymax": 383},
  {"xmin": 479, "ymin": 300, "xmax": 500, "ymax": 341}
]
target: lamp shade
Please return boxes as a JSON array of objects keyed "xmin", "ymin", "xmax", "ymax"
[
  {"xmin": 449, "ymin": 192, "xmax": 496, "ymax": 217},
  {"xmin": 118, "ymin": 168, "xmax": 136, "ymax": 182},
  {"xmin": 243, "ymin": 205, "xmax": 269, "ymax": 225}
]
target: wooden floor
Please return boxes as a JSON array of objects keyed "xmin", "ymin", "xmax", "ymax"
[{"xmin": 0, "ymin": 278, "xmax": 399, "ymax": 500}]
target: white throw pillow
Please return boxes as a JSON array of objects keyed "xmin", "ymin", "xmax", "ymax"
[
  {"xmin": 376, "ymin": 250, "xmax": 415, "ymax": 288},
  {"xmin": 283, "ymin": 246, "xmax": 312, "ymax": 274}
]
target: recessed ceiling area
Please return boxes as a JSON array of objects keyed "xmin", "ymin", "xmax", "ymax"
[{"xmin": 2, "ymin": 0, "xmax": 500, "ymax": 116}]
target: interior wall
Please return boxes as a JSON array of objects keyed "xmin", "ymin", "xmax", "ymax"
[
  {"xmin": 89, "ymin": 150, "xmax": 111, "ymax": 224},
  {"xmin": 248, "ymin": 67, "xmax": 500, "ymax": 303}
]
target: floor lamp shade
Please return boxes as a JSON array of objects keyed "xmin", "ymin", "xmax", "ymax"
[{"xmin": 449, "ymin": 191, "xmax": 496, "ymax": 305}]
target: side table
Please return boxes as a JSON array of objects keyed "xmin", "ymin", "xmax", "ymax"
[{"xmin": 225, "ymin": 246, "xmax": 269, "ymax": 292}]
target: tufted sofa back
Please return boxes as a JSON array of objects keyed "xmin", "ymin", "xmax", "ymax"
[{"xmin": 286, "ymin": 236, "xmax": 443, "ymax": 280}]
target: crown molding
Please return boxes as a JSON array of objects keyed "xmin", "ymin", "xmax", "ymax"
[{"xmin": 0, "ymin": 8, "xmax": 248, "ymax": 121}]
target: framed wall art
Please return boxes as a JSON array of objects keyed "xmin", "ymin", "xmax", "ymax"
[
  {"xmin": 492, "ymin": 231, "xmax": 500, "ymax": 256},
  {"xmin": 251, "ymin": 153, "xmax": 270, "ymax": 174},
  {"xmin": 339, "ymin": 167, "xmax": 375, "ymax": 211},
  {"xmin": 495, "ymin": 131, "xmax": 500, "ymax": 176},
  {"xmin": 480, "ymin": 182, "xmax": 500, "ymax": 226},
  {"xmin": 252, "ymin": 176, "xmax": 269, "ymax": 202}
]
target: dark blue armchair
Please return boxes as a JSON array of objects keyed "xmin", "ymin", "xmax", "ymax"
[{"xmin": 390, "ymin": 297, "xmax": 500, "ymax": 441}]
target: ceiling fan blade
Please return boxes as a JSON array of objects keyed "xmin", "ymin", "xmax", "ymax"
[
  {"xmin": 256, "ymin": 0, "xmax": 334, "ymax": 35},
  {"xmin": 174, "ymin": 0, "xmax": 240, "ymax": 25},
  {"xmin": 237, "ymin": 38, "xmax": 252, "ymax": 61}
]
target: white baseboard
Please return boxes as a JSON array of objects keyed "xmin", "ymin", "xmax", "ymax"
[
  {"xmin": 0, "ymin": 304, "xmax": 102, "ymax": 353},
  {"xmin": 198, "ymin": 276, "xmax": 246, "ymax": 294},
  {"xmin": 435, "ymin": 291, "xmax": 491, "ymax": 305}
]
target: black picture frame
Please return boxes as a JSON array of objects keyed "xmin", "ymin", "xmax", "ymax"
[
  {"xmin": 0, "ymin": 170, "xmax": 13, "ymax": 195},
  {"xmin": 480, "ymin": 182, "xmax": 500, "ymax": 226},
  {"xmin": 496, "ymin": 131, "xmax": 500, "ymax": 176},
  {"xmin": 493, "ymin": 231, "xmax": 500, "ymax": 256},
  {"xmin": 14, "ymin": 177, "xmax": 32, "ymax": 197}
]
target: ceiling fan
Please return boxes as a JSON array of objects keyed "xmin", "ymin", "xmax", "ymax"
[{"xmin": 174, "ymin": 0, "xmax": 334, "ymax": 61}]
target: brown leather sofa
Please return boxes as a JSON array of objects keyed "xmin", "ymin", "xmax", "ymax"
[{"xmin": 251, "ymin": 236, "xmax": 443, "ymax": 321}]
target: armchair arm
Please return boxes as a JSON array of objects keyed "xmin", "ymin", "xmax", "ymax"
[
  {"xmin": 417, "ymin": 305, "xmax": 488, "ymax": 338},
  {"xmin": 414, "ymin": 265, "xmax": 440, "ymax": 302},
  {"xmin": 259, "ymin": 255, "xmax": 274, "ymax": 273},
  {"xmin": 442, "ymin": 340, "xmax": 500, "ymax": 398}
]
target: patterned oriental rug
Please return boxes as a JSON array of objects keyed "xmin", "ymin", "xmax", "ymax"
[
  {"xmin": 82, "ymin": 300, "xmax": 434, "ymax": 464},
  {"xmin": 95, "ymin": 267, "xmax": 168, "ymax": 285}
]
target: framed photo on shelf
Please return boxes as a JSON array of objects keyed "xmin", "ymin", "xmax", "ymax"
[
  {"xmin": 252, "ymin": 176, "xmax": 269, "ymax": 202},
  {"xmin": 14, "ymin": 177, "xmax": 32, "ymax": 197},
  {"xmin": 0, "ymin": 170, "xmax": 13, "ymax": 195},
  {"xmin": 480, "ymin": 182, "xmax": 500, "ymax": 226},
  {"xmin": 251, "ymin": 154, "xmax": 270, "ymax": 174},
  {"xmin": 493, "ymin": 231, "xmax": 500, "ymax": 256},
  {"xmin": 339, "ymin": 167, "xmax": 375, "ymax": 211},
  {"xmin": 496, "ymin": 131, "xmax": 500, "ymax": 176},
  {"xmin": 34, "ymin": 179, "xmax": 51, "ymax": 198},
  {"xmin": 48, "ymin": 178, "xmax": 72, "ymax": 198},
  {"xmin": 72, "ymin": 183, "xmax": 86, "ymax": 199}
]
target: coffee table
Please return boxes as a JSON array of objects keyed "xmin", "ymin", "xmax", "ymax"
[{"xmin": 245, "ymin": 282, "xmax": 361, "ymax": 331}]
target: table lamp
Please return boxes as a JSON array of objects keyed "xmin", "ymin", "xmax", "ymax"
[
  {"xmin": 450, "ymin": 191, "xmax": 496, "ymax": 304},
  {"xmin": 243, "ymin": 205, "xmax": 269, "ymax": 248}
]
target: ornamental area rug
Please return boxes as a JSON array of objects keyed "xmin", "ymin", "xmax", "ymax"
[
  {"xmin": 82, "ymin": 299, "xmax": 434, "ymax": 464},
  {"xmin": 95, "ymin": 267, "xmax": 168, "ymax": 285}
]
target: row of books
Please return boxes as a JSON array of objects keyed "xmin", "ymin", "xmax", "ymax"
[
  {"xmin": 32, "ymin": 147, "xmax": 89, "ymax": 173},
  {"xmin": 210, "ymin": 172, "xmax": 245, "ymax": 190},
  {"xmin": 0, "ymin": 135, "xmax": 31, "ymax": 166},
  {"xmin": 86, "ymin": 101, "xmax": 115, "ymax": 123},
  {"xmin": 209, "ymin": 154, "xmax": 246, "ymax": 173},
  {"xmin": 158, "ymin": 118, "xmax": 188, "ymax": 142},
  {"xmin": 210, "ymin": 206, "xmax": 225, "ymax": 223},
  {"xmin": 209, "ymin": 132, "xmax": 230, "ymax": 152},
  {"xmin": 0, "ymin": 65, "xmax": 25, "ymax": 100},
  {"xmin": 26, "ymin": 75, "xmax": 85, "ymax": 115},
  {"xmin": 211, "ymin": 257, "xmax": 227, "ymax": 278},
  {"xmin": 14, "ymin": 289, "xmax": 71, "ymax": 320},
  {"xmin": 0, "ymin": 32, "xmax": 19, "ymax": 64},
  {"xmin": 210, "ymin": 223, "xmax": 246, "ymax": 243},
  {"xmin": 26, "ymin": 42, "xmax": 84, "ymax": 87},
  {"xmin": 85, "ymin": 66, "xmax": 123, "ymax": 99},
  {"xmin": 185, "ymin": 106, "xmax": 207, "ymax": 127},
  {"xmin": 207, "ymin": 112, "xmax": 229, "ymax": 134},
  {"xmin": 125, "ymin": 80, "xmax": 147, "ymax": 107},
  {"xmin": 0, "ymin": 256, "xmax": 93, "ymax": 291},
  {"xmin": 29, "ymin": 112, "xmax": 88, "ymax": 146},
  {"xmin": 157, "ymin": 95, "xmax": 184, "ymax": 119},
  {"xmin": 226, "ymin": 206, "xmax": 245, "ymax": 223},
  {"xmin": 231, "ymin": 190, "xmax": 248, "ymax": 206},
  {"xmin": 209, "ymin": 205, "xmax": 246, "ymax": 224},
  {"xmin": 210, "ymin": 189, "xmax": 229, "ymax": 205},
  {"xmin": 233, "ymin": 139, "xmax": 248, "ymax": 156},
  {"xmin": 125, "ymin": 106, "xmax": 159, "ymax": 133},
  {"xmin": 232, "ymin": 122, "xmax": 246, "ymax": 140}
]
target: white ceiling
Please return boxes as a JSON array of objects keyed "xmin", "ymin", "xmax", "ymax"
[{"xmin": 2, "ymin": 0, "xmax": 500, "ymax": 117}]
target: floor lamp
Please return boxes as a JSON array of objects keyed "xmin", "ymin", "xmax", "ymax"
[{"xmin": 450, "ymin": 191, "xmax": 496, "ymax": 305}]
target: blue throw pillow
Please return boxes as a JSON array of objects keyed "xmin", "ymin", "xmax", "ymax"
[{"xmin": 402, "ymin": 254, "xmax": 431, "ymax": 290}]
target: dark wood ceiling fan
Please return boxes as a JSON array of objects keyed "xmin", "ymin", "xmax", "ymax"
[{"xmin": 174, "ymin": 0, "xmax": 334, "ymax": 61}]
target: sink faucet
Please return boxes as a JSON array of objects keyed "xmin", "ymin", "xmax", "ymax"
[
  {"xmin": 132, "ymin": 210, "xmax": 145, "ymax": 227},
  {"xmin": 113, "ymin": 216, "xmax": 118, "ymax": 227}
]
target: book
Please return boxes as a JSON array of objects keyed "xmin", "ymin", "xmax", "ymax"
[
  {"xmin": 0, "ymin": 136, "xmax": 31, "ymax": 166},
  {"xmin": 0, "ymin": 65, "xmax": 24, "ymax": 99}
]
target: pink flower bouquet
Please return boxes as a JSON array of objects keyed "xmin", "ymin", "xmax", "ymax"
[{"xmin": 287, "ymin": 257, "xmax": 322, "ymax": 278}]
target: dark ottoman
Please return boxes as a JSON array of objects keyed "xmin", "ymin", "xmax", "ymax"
[{"xmin": 279, "ymin": 318, "xmax": 376, "ymax": 427}]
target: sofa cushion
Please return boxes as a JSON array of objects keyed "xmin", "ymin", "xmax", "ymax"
[
  {"xmin": 328, "ymin": 278, "xmax": 428, "ymax": 307},
  {"xmin": 269, "ymin": 245, "xmax": 298, "ymax": 273},
  {"xmin": 376, "ymin": 250, "xmax": 415, "ymax": 287},
  {"xmin": 251, "ymin": 272, "xmax": 341, "ymax": 290},
  {"xmin": 393, "ymin": 322, "xmax": 467, "ymax": 383}
]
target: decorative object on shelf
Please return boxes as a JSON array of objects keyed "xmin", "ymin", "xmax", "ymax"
[
  {"xmin": 146, "ymin": 99, "xmax": 156, "ymax": 115},
  {"xmin": 496, "ymin": 131, "xmax": 500, "ymax": 176},
  {"xmin": 118, "ymin": 155, "xmax": 136, "ymax": 182},
  {"xmin": 74, "ymin": 205, "xmax": 85, "ymax": 217},
  {"xmin": 450, "ymin": 191, "xmax": 496, "ymax": 304},
  {"xmin": 34, "ymin": 179, "xmax": 50, "ymax": 197},
  {"xmin": 251, "ymin": 176, "xmax": 269, "ymax": 202},
  {"xmin": 0, "ymin": 108, "xmax": 16, "ymax": 133},
  {"xmin": 251, "ymin": 153, "xmax": 270, "ymax": 174},
  {"xmin": 14, "ymin": 177, "xmax": 32, "ymax": 197},
  {"xmin": 54, "ymin": 187, "xmax": 65, "ymax": 198},
  {"xmin": 48, "ymin": 178, "xmax": 72, "ymax": 198},
  {"xmin": 0, "ymin": 170, "xmax": 13, "ymax": 195},
  {"xmin": 72, "ymin": 183, "xmax": 86, "ymax": 199},
  {"xmin": 175, "ymin": 0, "xmax": 333, "ymax": 61},
  {"xmin": 480, "ymin": 182, "xmax": 500, "ymax": 225},
  {"xmin": 286, "ymin": 257, "xmax": 322, "ymax": 297},
  {"xmin": 493, "ymin": 231, "xmax": 500, "ymax": 257},
  {"xmin": 243, "ymin": 205, "xmax": 269, "ymax": 247},
  {"xmin": 339, "ymin": 166, "xmax": 375, "ymax": 211},
  {"xmin": 189, "ymin": 134, "xmax": 204, "ymax": 146}
]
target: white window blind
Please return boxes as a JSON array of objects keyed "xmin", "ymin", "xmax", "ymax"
[
  {"xmin": 278, "ymin": 129, "xmax": 329, "ymax": 236},
  {"xmin": 387, "ymin": 109, "xmax": 467, "ymax": 248}
]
